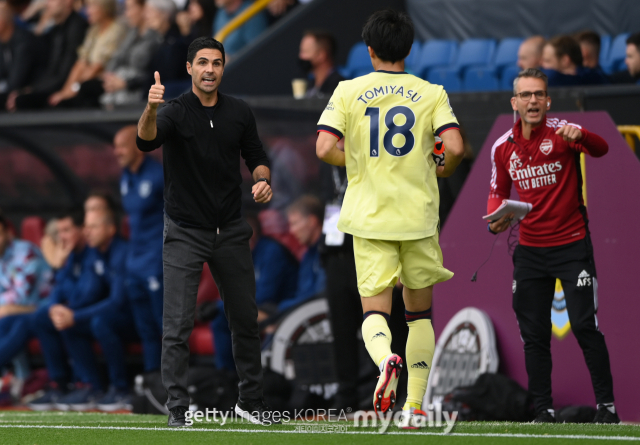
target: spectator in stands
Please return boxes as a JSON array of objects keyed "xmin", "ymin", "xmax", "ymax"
[
  {"xmin": 517, "ymin": 36, "xmax": 545, "ymax": 70},
  {"xmin": 28, "ymin": 209, "xmax": 86, "ymax": 410},
  {"xmin": 0, "ymin": 214, "xmax": 52, "ymax": 388},
  {"xmin": 29, "ymin": 208, "xmax": 134, "ymax": 411},
  {"xmin": 0, "ymin": 1, "xmax": 41, "ymax": 109},
  {"xmin": 8, "ymin": 0, "xmax": 88, "ymax": 111},
  {"xmin": 611, "ymin": 33, "xmax": 640, "ymax": 84},
  {"xmin": 40, "ymin": 218, "xmax": 70, "ymax": 270},
  {"xmin": 84, "ymin": 191, "xmax": 120, "ymax": 227},
  {"xmin": 48, "ymin": 0, "xmax": 125, "ymax": 108},
  {"xmin": 128, "ymin": 0, "xmax": 189, "ymax": 98},
  {"xmin": 75, "ymin": 0, "xmax": 162, "ymax": 108},
  {"xmin": 576, "ymin": 31, "xmax": 601, "ymax": 69},
  {"xmin": 279, "ymin": 195, "xmax": 326, "ymax": 312},
  {"xmin": 113, "ymin": 125, "xmax": 164, "ymax": 377},
  {"xmin": 541, "ymin": 35, "xmax": 608, "ymax": 86},
  {"xmin": 298, "ymin": 29, "xmax": 344, "ymax": 98},
  {"xmin": 213, "ymin": 0, "xmax": 267, "ymax": 57},
  {"xmin": 176, "ymin": 0, "xmax": 215, "ymax": 40},
  {"xmin": 208, "ymin": 215, "xmax": 298, "ymax": 374}
]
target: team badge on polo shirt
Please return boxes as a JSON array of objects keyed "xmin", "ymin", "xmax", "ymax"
[
  {"xmin": 540, "ymin": 139, "xmax": 553, "ymax": 155},
  {"xmin": 139, "ymin": 180, "xmax": 152, "ymax": 198},
  {"xmin": 121, "ymin": 180, "xmax": 128, "ymax": 196},
  {"xmin": 94, "ymin": 260, "xmax": 105, "ymax": 276}
]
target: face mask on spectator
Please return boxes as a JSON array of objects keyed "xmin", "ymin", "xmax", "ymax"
[{"xmin": 298, "ymin": 58, "xmax": 313, "ymax": 74}]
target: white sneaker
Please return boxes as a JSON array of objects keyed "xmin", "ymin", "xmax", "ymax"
[{"xmin": 372, "ymin": 353, "xmax": 403, "ymax": 415}]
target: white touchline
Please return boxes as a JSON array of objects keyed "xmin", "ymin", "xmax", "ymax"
[{"xmin": 0, "ymin": 424, "xmax": 638, "ymax": 441}]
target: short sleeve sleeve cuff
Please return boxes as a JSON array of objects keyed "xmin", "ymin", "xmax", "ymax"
[
  {"xmin": 317, "ymin": 125, "xmax": 343, "ymax": 140},
  {"xmin": 434, "ymin": 122, "xmax": 460, "ymax": 137}
]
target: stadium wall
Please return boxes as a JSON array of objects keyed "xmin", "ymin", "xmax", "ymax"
[
  {"xmin": 435, "ymin": 111, "xmax": 640, "ymax": 422},
  {"xmin": 408, "ymin": 0, "xmax": 640, "ymax": 40}
]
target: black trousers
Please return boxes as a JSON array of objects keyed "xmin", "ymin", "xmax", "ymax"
[
  {"xmin": 324, "ymin": 246, "xmax": 360, "ymax": 404},
  {"xmin": 162, "ymin": 215, "xmax": 263, "ymax": 409},
  {"xmin": 512, "ymin": 236, "xmax": 614, "ymax": 413}
]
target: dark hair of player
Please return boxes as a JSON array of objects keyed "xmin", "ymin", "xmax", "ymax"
[
  {"xmin": 187, "ymin": 36, "xmax": 226, "ymax": 66},
  {"xmin": 57, "ymin": 207, "xmax": 85, "ymax": 227},
  {"xmin": 303, "ymin": 29, "xmax": 338, "ymax": 62},
  {"xmin": 627, "ymin": 32, "xmax": 640, "ymax": 49},
  {"xmin": 361, "ymin": 9, "xmax": 414, "ymax": 64},
  {"xmin": 548, "ymin": 35, "xmax": 583, "ymax": 67}
]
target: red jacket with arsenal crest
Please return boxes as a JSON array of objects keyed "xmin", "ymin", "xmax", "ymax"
[{"xmin": 488, "ymin": 116, "xmax": 608, "ymax": 247}]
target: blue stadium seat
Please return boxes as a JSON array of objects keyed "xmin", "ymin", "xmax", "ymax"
[
  {"xmin": 415, "ymin": 40, "xmax": 458, "ymax": 79},
  {"xmin": 493, "ymin": 38, "xmax": 523, "ymax": 74},
  {"xmin": 344, "ymin": 42, "xmax": 372, "ymax": 78},
  {"xmin": 455, "ymin": 38, "xmax": 497, "ymax": 74},
  {"xmin": 599, "ymin": 35, "xmax": 611, "ymax": 68},
  {"xmin": 404, "ymin": 41, "xmax": 423, "ymax": 75},
  {"xmin": 427, "ymin": 67, "xmax": 461, "ymax": 92},
  {"xmin": 463, "ymin": 67, "xmax": 499, "ymax": 92},
  {"xmin": 602, "ymin": 33, "xmax": 629, "ymax": 73},
  {"xmin": 500, "ymin": 65, "xmax": 520, "ymax": 91}
]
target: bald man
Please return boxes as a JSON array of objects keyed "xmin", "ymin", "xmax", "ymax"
[
  {"xmin": 113, "ymin": 125, "xmax": 165, "ymax": 379},
  {"xmin": 517, "ymin": 36, "xmax": 546, "ymax": 70}
]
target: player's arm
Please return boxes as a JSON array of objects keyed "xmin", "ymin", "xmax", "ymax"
[
  {"xmin": 436, "ymin": 129, "xmax": 464, "ymax": 177},
  {"xmin": 316, "ymin": 132, "xmax": 345, "ymax": 166}
]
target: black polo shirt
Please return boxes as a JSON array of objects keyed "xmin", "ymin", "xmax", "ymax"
[{"xmin": 137, "ymin": 90, "xmax": 270, "ymax": 229}]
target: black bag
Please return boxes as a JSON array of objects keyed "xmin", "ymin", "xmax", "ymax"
[
  {"xmin": 557, "ymin": 405, "xmax": 597, "ymax": 423},
  {"xmin": 187, "ymin": 366, "xmax": 238, "ymax": 411},
  {"xmin": 441, "ymin": 373, "xmax": 534, "ymax": 421},
  {"xmin": 131, "ymin": 371, "xmax": 169, "ymax": 415}
]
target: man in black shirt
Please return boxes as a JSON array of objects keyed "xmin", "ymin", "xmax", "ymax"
[{"xmin": 136, "ymin": 37, "xmax": 276, "ymax": 427}]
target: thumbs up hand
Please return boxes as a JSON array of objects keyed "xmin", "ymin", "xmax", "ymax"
[{"xmin": 148, "ymin": 71, "xmax": 165, "ymax": 109}]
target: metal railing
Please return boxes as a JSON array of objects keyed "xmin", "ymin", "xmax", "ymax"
[
  {"xmin": 214, "ymin": 0, "xmax": 273, "ymax": 43},
  {"xmin": 617, "ymin": 125, "xmax": 640, "ymax": 152}
]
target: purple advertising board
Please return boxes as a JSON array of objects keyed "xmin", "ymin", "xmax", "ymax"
[{"xmin": 436, "ymin": 111, "xmax": 640, "ymax": 421}]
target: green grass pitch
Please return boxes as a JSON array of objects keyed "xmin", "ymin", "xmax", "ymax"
[{"xmin": 0, "ymin": 411, "xmax": 638, "ymax": 444}]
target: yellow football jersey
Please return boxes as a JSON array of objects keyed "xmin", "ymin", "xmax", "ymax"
[{"xmin": 317, "ymin": 70, "xmax": 459, "ymax": 241}]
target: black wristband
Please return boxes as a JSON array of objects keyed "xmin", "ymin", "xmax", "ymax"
[
  {"xmin": 256, "ymin": 178, "xmax": 270, "ymax": 186},
  {"xmin": 487, "ymin": 222, "xmax": 498, "ymax": 235}
]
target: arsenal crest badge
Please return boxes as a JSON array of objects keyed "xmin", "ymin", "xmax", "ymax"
[{"xmin": 540, "ymin": 139, "xmax": 553, "ymax": 155}]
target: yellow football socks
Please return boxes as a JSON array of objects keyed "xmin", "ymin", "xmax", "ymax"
[
  {"xmin": 362, "ymin": 312, "xmax": 393, "ymax": 368},
  {"xmin": 403, "ymin": 312, "xmax": 435, "ymax": 410}
]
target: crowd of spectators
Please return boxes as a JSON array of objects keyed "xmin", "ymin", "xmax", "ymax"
[
  {"xmin": 0, "ymin": 0, "xmax": 310, "ymax": 112},
  {"xmin": 516, "ymin": 31, "xmax": 640, "ymax": 87}
]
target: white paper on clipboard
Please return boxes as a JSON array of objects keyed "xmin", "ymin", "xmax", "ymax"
[{"xmin": 482, "ymin": 199, "xmax": 532, "ymax": 222}]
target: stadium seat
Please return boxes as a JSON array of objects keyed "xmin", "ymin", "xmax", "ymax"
[
  {"xmin": 20, "ymin": 216, "xmax": 45, "ymax": 247},
  {"xmin": 404, "ymin": 41, "xmax": 422, "ymax": 74},
  {"xmin": 501, "ymin": 65, "xmax": 521, "ymax": 91},
  {"xmin": 463, "ymin": 67, "xmax": 499, "ymax": 91},
  {"xmin": 344, "ymin": 42, "xmax": 372, "ymax": 78},
  {"xmin": 415, "ymin": 39, "xmax": 458, "ymax": 79},
  {"xmin": 427, "ymin": 67, "xmax": 461, "ymax": 92},
  {"xmin": 602, "ymin": 33, "xmax": 629, "ymax": 73},
  {"xmin": 455, "ymin": 38, "xmax": 497, "ymax": 74},
  {"xmin": 493, "ymin": 38, "xmax": 523, "ymax": 74}
]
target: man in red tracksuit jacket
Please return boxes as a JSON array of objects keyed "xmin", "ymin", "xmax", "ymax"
[{"xmin": 487, "ymin": 68, "xmax": 618, "ymax": 424}]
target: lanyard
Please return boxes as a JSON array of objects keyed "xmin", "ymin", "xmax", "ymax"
[{"xmin": 331, "ymin": 166, "xmax": 348, "ymax": 204}]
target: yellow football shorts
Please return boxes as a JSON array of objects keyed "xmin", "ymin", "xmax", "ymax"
[{"xmin": 353, "ymin": 234, "xmax": 454, "ymax": 297}]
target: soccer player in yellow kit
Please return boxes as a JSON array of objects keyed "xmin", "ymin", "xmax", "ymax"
[{"xmin": 316, "ymin": 10, "xmax": 465, "ymax": 426}]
